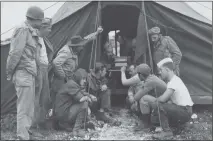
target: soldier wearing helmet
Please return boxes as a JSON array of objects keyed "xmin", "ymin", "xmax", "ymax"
[
  {"xmin": 6, "ymin": 6, "xmax": 44, "ymax": 140},
  {"xmin": 148, "ymin": 27, "xmax": 182, "ymax": 76}
]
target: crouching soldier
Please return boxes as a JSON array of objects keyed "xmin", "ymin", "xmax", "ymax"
[
  {"xmin": 121, "ymin": 64, "xmax": 167, "ymax": 132},
  {"xmin": 54, "ymin": 69, "xmax": 97, "ymax": 137},
  {"xmin": 126, "ymin": 64, "xmax": 144, "ymax": 114},
  {"xmin": 87, "ymin": 62, "xmax": 120, "ymax": 125},
  {"xmin": 145, "ymin": 58, "xmax": 193, "ymax": 139}
]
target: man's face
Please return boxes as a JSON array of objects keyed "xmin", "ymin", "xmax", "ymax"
[
  {"xmin": 129, "ymin": 65, "xmax": 136, "ymax": 76},
  {"xmin": 39, "ymin": 26, "xmax": 52, "ymax": 37},
  {"xmin": 151, "ymin": 34, "xmax": 160, "ymax": 43},
  {"xmin": 101, "ymin": 67, "xmax": 107, "ymax": 77},
  {"xmin": 158, "ymin": 66, "xmax": 168, "ymax": 81},
  {"xmin": 72, "ymin": 46, "xmax": 83, "ymax": 55},
  {"xmin": 31, "ymin": 19, "xmax": 43, "ymax": 29},
  {"xmin": 80, "ymin": 77, "xmax": 87, "ymax": 88}
]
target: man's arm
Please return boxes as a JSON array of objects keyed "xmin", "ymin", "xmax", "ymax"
[
  {"xmin": 157, "ymin": 88, "xmax": 174, "ymax": 103},
  {"xmin": 134, "ymin": 83, "xmax": 153, "ymax": 101},
  {"xmin": 83, "ymin": 26, "xmax": 103, "ymax": 45},
  {"xmin": 166, "ymin": 36, "xmax": 182, "ymax": 66},
  {"xmin": 52, "ymin": 48, "xmax": 69, "ymax": 79},
  {"xmin": 6, "ymin": 28, "xmax": 28, "ymax": 78},
  {"xmin": 121, "ymin": 72, "xmax": 141, "ymax": 86}
]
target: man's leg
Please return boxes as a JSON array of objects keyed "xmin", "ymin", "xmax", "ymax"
[
  {"xmin": 13, "ymin": 70, "xmax": 35, "ymax": 140},
  {"xmin": 100, "ymin": 89, "xmax": 111, "ymax": 111},
  {"xmin": 71, "ymin": 102, "xmax": 89, "ymax": 137},
  {"xmin": 37, "ymin": 66, "xmax": 52, "ymax": 128},
  {"xmin": 151, "ymin": 103, "xmax": 191, "ymax": 139},
  {"xmin": 134, "ymin": 95, "xmax": 156, "ymax": 131}
]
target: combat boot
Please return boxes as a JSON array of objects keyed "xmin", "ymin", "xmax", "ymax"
[
  {"xmin": 72, "ymin": 109, "xmax": 87, "ymax": 138},
  {"xmin": 152, "ymin": 130, "xmax": 173, "ymax": 139},
  {"xmin": 134, "ymin": 114, "xmax": 152, "ymax": 132}
]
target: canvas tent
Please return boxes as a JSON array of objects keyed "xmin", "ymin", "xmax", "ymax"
[{"xmin": 1, "ymin": 1, "xmax": 212, "ymax": 115}]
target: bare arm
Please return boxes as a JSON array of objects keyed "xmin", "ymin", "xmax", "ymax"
[
  {"xmin": 157, "ymin": 88, "xmax": 174, "ymax": 103},
  {"xmin": 121, "ymin": 72, "xmax": 141, "ymax": 86}
]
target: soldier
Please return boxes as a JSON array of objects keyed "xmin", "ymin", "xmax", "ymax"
[
  {"xmin": 146, "ymin": 58, "xmax": 193, "ymax": 139},
  {"xmin": 87, "ymin": 62, "xmax": 120, "ymax": 125},
  {"xmin": 33, "ymin": 18, "xmax": 54, "ymax": 130},
  {"xmin": 51, "ymin": 27, "xmax": 103, "ymax": 105},
  {"xmin": 6, "ymin": 6, "xmax": 44, "ymax": 140},
  {"xmin": 148, "ymin": 27, "xmax": 182, "ymax": 76},
  {"xmin": 121, "ymin": 64, "xmax": 167, "ymax": 132},
  {"xmin": 54, "ymin": 68, "xmax": 97, "ymax": 137}
]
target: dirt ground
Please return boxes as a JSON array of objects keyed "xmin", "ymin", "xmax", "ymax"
[{"xmin": 1, "ymin": 105, "xmax": 212, "ymax": 140}]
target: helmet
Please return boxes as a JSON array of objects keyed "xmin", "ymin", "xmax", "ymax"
[{"xmin": 26, "ymin": 6, "xmax": 44, "ymax": 20}]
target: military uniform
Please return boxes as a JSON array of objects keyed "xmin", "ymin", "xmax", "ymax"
[
  {"xmin": 54, "ymin": 69, "xmax": 89, "ymax": 137},
  {"xmin": 149, "ymin": 27, "xmax": 182, "ymax": 76},
  {"xmin": 87, "ymin": 70, "xmax": 111, "ymax": 112},
  {"xmin": 153, "ymin": 35, "xmax": 182, "ymax": 76},
  {"xmin": 6, "ymin": 21, "xmax": 40, "ymax": 140}
]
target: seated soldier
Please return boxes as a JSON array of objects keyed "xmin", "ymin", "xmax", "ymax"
[
  {"xmin": 54, "ymin": 68, "xmax": 97, "ymax": 137},
  {"xmin": 121, "ymin": 64, "xmax": 167, "ymax": 132},
  {"xmin": 126, "ymin": 64, "xmax": 144, "ymax": 114},
  {"xmin": 87, "ymin": 62, "xmax": 120, "ymax": 125},
  {"xmin": 142, "ymin": 58, "xmax": 193, "ymax": 139}
]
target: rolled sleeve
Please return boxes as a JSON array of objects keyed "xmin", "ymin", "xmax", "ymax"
[{"xmin": 6, "ymin": 28, "xmax": 28, "ymax": 76}]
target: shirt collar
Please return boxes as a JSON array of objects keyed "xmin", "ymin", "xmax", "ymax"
[{"xmin": 24, "ymin": 20, "xmax": 39, "ymax": 37}]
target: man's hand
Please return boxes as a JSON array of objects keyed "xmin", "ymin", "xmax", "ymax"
[
  {"xmin": 89, "ymin": 94, "xmax": 97, "ymax": 102},
  {"xmin": 7, "ymin": 74, "xmax": 12, "ymax": 81},
  {"xmin": 97, "ymin": 26, "xmax": 103, "ymax": 34},
  {"xmin": 129, "ymin": 96, "xmax": 135, "ymax": 104},
  {"xmin": 131, "ymin": 102, "xmax": 138, "ymax": 112},
  {"xmin": 80, "ymin": 96, "xmax": 92, "ymax": 103},
  {"xmin": 101, "ymin": 84, "xmax": 107, "ymax": 91},
  {"xmin": 128, "ymin": 92, "xmax": 134, "ymax": 97},
  {"xmin": 121, "ymin": 66, "xmax": 126, "ymax": 73}
]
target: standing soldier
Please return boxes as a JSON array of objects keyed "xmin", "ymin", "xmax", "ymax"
[
  {"xmin": 148, "ymin": 27, "xmax": 182, "ymax": 76},
  {"xmin": 33, "ymin": 18, "xmax": 54, "ymax": 130},
  {"xmin": 51, "ymin": 27, "xmax": 103, "ymax": 107},
  {"xmin": 6, "ymin": 6, "xmax": 44, "ymax": 140}
]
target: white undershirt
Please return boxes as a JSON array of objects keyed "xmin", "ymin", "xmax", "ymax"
[{"xmin": 167, "ymin": 75, "xmax": 194, "ymax": 106}]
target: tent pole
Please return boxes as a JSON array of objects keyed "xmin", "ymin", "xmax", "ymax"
[
  {"xmin": 115, "ymin": 30, "xmax": 118, "ymax": 56},
  {"xmin": 142, "ymin": 1, "xmax": 153, "ymax": 73}
]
